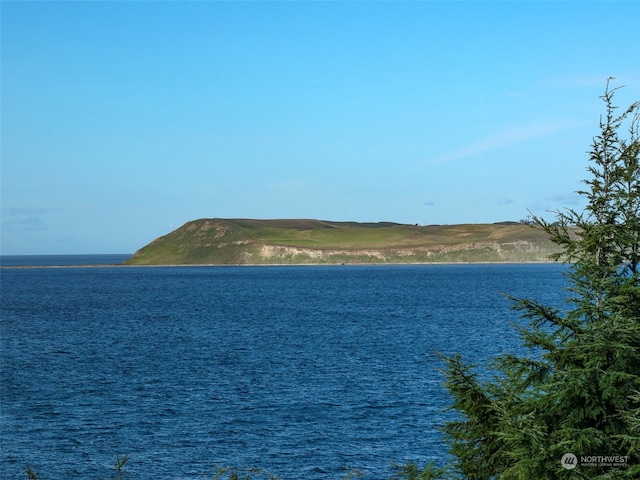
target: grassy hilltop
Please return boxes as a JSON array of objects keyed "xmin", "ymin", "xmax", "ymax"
[{"xmin": 124, "ymin": 218, "xmax": 562, "ymax": 265}]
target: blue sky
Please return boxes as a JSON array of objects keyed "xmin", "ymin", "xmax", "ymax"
[{"xmin": 2, "ymin": 1, "xmax": 639, "ymax": 255}]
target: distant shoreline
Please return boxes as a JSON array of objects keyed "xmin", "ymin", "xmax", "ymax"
[
  {"xmin": 1, "ymin": 260, "xmax": 559, "ymax": 269},
  {"xmin": 0, "ymin": 253, "xmax": 131, "ymax": 268},
  {"xmin": 126, "ymin": 219, "xmax": 562, "ymax": 266}
]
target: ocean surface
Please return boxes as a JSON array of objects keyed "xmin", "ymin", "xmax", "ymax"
[{"xmin": 0, "ymin": 261, "xmax": 569, "ymax": 479}]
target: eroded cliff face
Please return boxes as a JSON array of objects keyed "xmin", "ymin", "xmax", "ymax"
[{"xmin": 252, "ymin": 240, "xmax": 557, "ymax": 264}]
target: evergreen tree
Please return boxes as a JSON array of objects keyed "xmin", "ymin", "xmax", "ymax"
[{"xmin": 440, "ymin": 81, "xmax": 640, "ymax": 479}]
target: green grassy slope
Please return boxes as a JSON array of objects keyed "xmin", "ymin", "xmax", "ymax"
[{"xmin": 124, "ymin": 218, "xmax": 562, "ymax": 265}]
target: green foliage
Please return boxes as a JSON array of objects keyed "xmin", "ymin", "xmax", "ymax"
[
  {"xmin": 209, "ymin": 466, "xmax": 280, "ymax": 480},
  {"xmin": 392, "ymin": 461, "xmax": 454, "ymax": 480},
  {"xmin": 341, "ymin": 466, "xmax": 365, "ymax": 479},
  {"xmin": 25, "ymin": 454, "xmax": 131, "ymax": 480},
  {"xmin": 25, "ymin": 461, "xmax": 283, "ymax": 480},
  {"xmin": 111, "ymin": 454, "xmax": 129, "ymax": 480},
  {"xmin": 440, "ymin": 80, "xmax": 640, "ymax": 479}
]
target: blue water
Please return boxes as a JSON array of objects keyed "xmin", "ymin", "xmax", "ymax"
[{"xmin": 0, "ymin": 264, "xmax": 568, "ymax": 479}]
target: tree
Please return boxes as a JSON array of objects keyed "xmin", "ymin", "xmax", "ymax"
[{"xmin": 440, "ymin": 80, "xmax": 640, "ymax": 479}]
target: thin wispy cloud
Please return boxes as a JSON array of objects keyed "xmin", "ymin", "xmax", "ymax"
[
  {"xmin": 527, "ymin": 192, "xmax": 587, "ymax": 214},
  {"xmin": 424, "ymin": 120, "xmax": 587, "ymax": 167},
  {"xmin": 1, "ymin": 207, "xmax": 61, "ymax": 231},
  {"xmin": 543, "ymin": 192, "xmax": 584, "ymax": 206}
]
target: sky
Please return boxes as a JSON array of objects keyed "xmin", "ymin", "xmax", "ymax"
[{"xmin": 2, "ymin": 1, "xmax": 639, "ymax": 255}]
